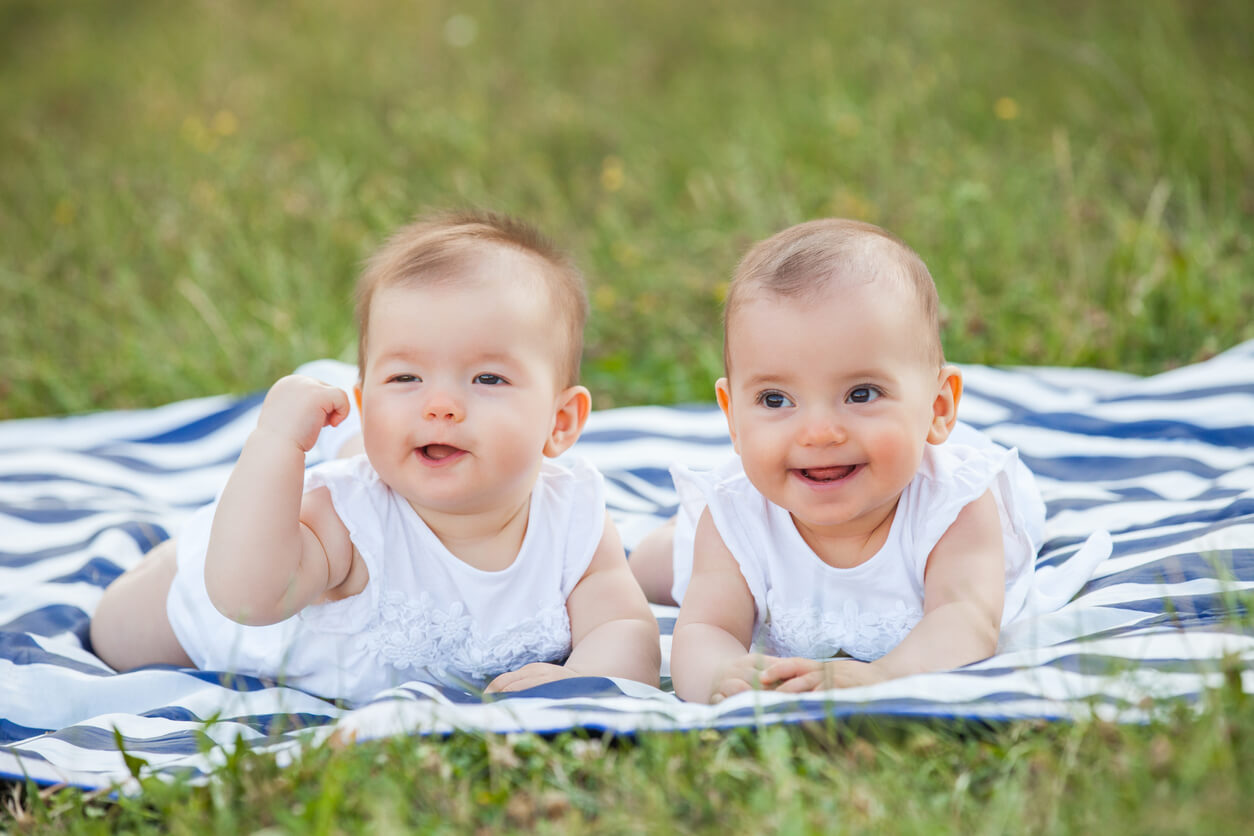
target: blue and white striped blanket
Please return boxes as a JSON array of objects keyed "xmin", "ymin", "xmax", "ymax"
[{"xmin": 3, "ymin": 343, "xmax": 1253, "ymax": 791}]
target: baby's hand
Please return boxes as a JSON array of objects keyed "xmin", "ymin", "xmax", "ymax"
[
  {"xmin": 761, "ymin": 657, "xmax": 888, "ymax": 692},
  {"xmin": 255, "ymin": 375, "xmax": 352, "ymax": 453},
  {"xmin": 709, "ymin": 653, "xmax": 784, "ymax": 704},
  {"xmin": 484, "ymin": 662, "xmax": 579, "ymax": 694}
]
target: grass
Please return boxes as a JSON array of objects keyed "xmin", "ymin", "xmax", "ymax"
[
  {"xmin": 6, "ymin": 682, "xmax": 1254, "ymax": 833},
  {"xmin": 2, "ymin": 0, "xmax": 1252, "ymax": 419},
  {"xmin": 3, "ymin": 0, "xmax": 1254, "ymax": 830}
]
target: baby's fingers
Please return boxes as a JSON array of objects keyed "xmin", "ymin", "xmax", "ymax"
[
  {"xmin": 485, "ymin": 662, "xmax": 569, "ymax": 694},
  {"xmin": 308, "ymin": 382, "xmax": 351, "ymax": 429},
  {"xmin": 772, "ymin": 672, "xmax": 827, "ymax": 693},
  {"xmin": 710, "ymin": 678, "xmax": 753, "ymax": 705},
  {"xmin": 325, "ymin": 387, "xmax": 352, "ymax": 427},
  {"xmin": 759, "ymin": 657, "xmax": 821, "ymax": 686},
  {"xmin": 483, "ymin": 672, "xmax": 513, "ymax": 694},
  {"xmin": 491, "ymin": 676, "xmax": 539, "ymax": 693},
  {"xmin": 484, "ymin": 666, "xmax": 532, "ymax": 693}
]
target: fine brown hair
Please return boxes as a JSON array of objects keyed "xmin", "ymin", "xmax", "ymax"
[
  {"xmin": 354, "ymin": 210, "xmax": 588, "ymax": 386},
  {"xmin": 723, "ymin": 218, "xmax": 943, "ymax": 372}
]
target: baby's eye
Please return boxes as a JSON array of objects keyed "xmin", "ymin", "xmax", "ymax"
[
  {"xmin": 757, "ymin": 390, "xmax": 795, "ymax": 409},
  {"xmin": 387, "ymin": 373, "xmax": 420, "ymax": 384},
  {"xmin": 474, "ymin": 373, "xmax": 507, "ymax": 385},
  {"xmin": 847, "ymin": 386, "xmax": 882, "ymax": 404}
]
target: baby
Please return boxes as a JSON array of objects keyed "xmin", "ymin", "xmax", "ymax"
[
  {"xmin": 90, "ymin": 210, "xmax": 661, "ymax": 703},
  {"xmin": 636, "ymin": 218, "xmax": 1108, "ymax": 703}
]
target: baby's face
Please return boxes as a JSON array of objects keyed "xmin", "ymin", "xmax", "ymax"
[
  {"xmin": 718, "ymin": 278, "xmax": 949, "ymax": 544},
  {"xmin": 357, "ymin": 248, "xmax": 569, "ymax": 518}
]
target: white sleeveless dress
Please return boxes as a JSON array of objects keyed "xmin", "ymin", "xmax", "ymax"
[
  {"xmin": 670, "ymin": 433, "xmax": 1111, "ymax": 661},
  {"xmin": 166, "ymin": 455, "xmax": 606, "ymax": 703}
]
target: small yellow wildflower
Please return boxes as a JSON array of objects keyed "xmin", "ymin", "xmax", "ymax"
[
  {"xmin": 600, "ymin": 156, "xmax": 625, "ymax": 193},
  {"xmin": 211, "ymin": 109, "xmax": 238, "ymax": 137},
  {"xmin": 181, "ymin": 115, "xmax": 216, "ymax": 152},
  {"xmin": 611, "ymin": 241, "xmax": 639, "ymax": 267},
  {"xmin": 52, "ymin": 198, "xmax": 76, "ymax": 226},
  {"xmin": 994, "ymin": 97, "xmax": 1019, "ymax": 120},
  {"xmin": 831, "ymin": 188, "xmax": 877, "ymax": 221},
  {"xmin": 834, "ymin": 113, "xmax": 862, "ymax": 138},
  {"xmin": 593, "ymin": 284, "xmax": 619, "ymax": 311}
]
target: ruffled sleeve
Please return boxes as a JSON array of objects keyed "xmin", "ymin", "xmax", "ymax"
[
  {"xmin": 899, "ymin": 443, "xmax": 1044, "ymax": 623},
  {"xmin": 670, "ymin": 458, "xmax": 771, "ymax": 620},
  {"xmin": 549, "ymin": 457, "xmax": 609, "ymax": 596}
]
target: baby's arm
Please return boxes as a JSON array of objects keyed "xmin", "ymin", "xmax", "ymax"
[
  {"xmin": 485, "ymin": 513, "xmax": 660, "ymax": 692},
  {"xmin": 670, "ymin": 510, "xmax": 766, "ymax": 703},
  {"xmin": 765, "ymin": 490, "xmax": 1006, "ymax": 691},
  {"xmin": 203, "ymin": 375, "xmax": 356, "ymax": 626}
]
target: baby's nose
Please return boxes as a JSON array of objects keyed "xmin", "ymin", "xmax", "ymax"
[
  {"xmin": 423, "ymin": 390, "xmax": 465, "ymax": 422},
  {"xmin": 798, "ymin": 412, "xmax": 847, "ymax": 446}
]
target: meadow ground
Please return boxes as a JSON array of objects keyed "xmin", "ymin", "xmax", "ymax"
[{"xmin": 2, "ymin": 0, "xmax": 1253, "ymax": 831}]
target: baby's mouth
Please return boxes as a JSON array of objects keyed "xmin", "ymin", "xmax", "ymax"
[
  {"xmin": 798, "ymin": 465, "xmax": 857, "ymax": 482},
  {"xmin": 421, "ymin": 444, "xmax": 464, "ymax": 461}
]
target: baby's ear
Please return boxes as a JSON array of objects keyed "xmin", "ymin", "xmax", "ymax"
[
  {"xmin": 715, "ymin": 378, "xmax": 740, "ymax": 454},
  {"xmin": 926, "ymin": 366, "xmax": 962, "ymax": 445},
  {"xmin": 543, "ymin": 385, "xmax": 592, "ymax": 458}
]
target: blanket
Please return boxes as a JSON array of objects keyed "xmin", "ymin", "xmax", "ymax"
[{"xmin": 3, "ymin": 343, "xmax": 1253, "ymax": 791}]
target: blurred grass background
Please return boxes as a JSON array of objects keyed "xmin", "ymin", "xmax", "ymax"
[
  {"xmin": 5, "ymin": 2, "xmax": 1254, "ymax": 828},
  {"xmin": 2, "ymin": 0, "xmax": 1251, "ymax": 420}
]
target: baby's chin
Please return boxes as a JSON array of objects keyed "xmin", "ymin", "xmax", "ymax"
[
  {"xmin": 400, "ymin": 480, "xmax": 536, "ymax": 519},
  {"xmin": 787, "ymin": 496, "xmax": 903, "ymax": 535}
]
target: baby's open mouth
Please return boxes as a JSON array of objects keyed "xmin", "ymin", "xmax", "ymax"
[
  {"xmin": 421, "ymin": 444, "xmax": 463, "ymax": 461},
  {"xmin": 799, "ymin": 465, "xmax": 857, "ymax": 482}
]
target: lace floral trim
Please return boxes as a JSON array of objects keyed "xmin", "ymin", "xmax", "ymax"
[
  {"xmin": 760, "ymin": 598, "xmax": 923, "ymax": 661},
  {"xmin": 361, "ymin": 590, "xmax": 572, "ymax": 683}
]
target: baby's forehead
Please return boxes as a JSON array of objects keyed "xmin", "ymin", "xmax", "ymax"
[
  {"xmin": 369, "ymin": 264, "xmax": 556, "ymax": 329},
  {"xmin": 732, "ymin": 266, "xmax": 920, "ymax": 324},
  {"xmin": 724, "ymin": 271, "xmax": 937, "ymax": 372},
  {"xmin": 442, "ymin": 241, "xmax": 553, "ymax": 285},
  {"xmin": 375, "ymin": 245, "xmax": 553, "ymax": 303},
  {"xmin": 365, "ymin": 268, "xmax": 569, "ymax": 363}
]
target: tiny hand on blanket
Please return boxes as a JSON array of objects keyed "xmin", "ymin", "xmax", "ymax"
[
  {"xmin": 761, "ymin": 657, "xmax": 888, "ymax": 692},
  {"xmin": 710, "ymin": 655, "xmax": 889, "ymax": 701},
  {"xmin": 484, "ymin": 662, "xmax": 580, "ymax": 694},
  {"xmin": 709, "ymin": 653, "xmax": 785, "ymax": 703}
]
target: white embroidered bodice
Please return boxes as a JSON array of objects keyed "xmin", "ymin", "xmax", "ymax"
[
  {"xmin": 167, "ymin": 455, "xmax": 605, "ymax": 703},
  {"xmin": 670, "ymin": 429, "xmax": 1055, "ymax": 662},
  {"xmin": 358, "ymin": 590, "xmax": 571, "ymax": 685},
  {"xmin": 762, "ymin": 598, "xmax": 923, "ymax": 661}
]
